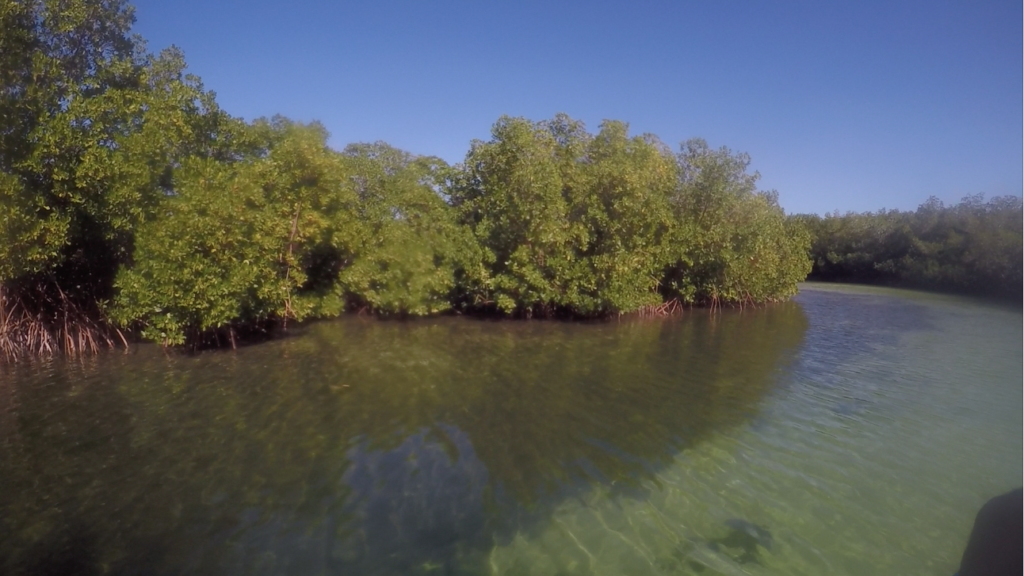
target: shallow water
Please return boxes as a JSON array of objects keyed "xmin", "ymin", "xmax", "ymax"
[{"xmin": 0, "ymin": 284, "xmax": 1019, "ymax": 575}]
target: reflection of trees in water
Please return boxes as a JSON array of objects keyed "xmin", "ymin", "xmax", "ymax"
[
  {"xmin": 309, "ymin": 305, "xmax": 808, "ymax": 506},
  {"xmin": 0, "ymin": 304, "xmax": 806, "ymax": 574}
]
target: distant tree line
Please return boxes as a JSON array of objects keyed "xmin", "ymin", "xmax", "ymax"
[
  {"xmin": 0, "ymin": 0, "xmax": 811, "ymax": 354},
  {"xmin": 792, "ymin": 194, "xmax": 1022, "ymax": 300}
]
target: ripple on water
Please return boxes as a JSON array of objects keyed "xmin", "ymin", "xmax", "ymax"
[
  {"xmin": 489, "ymin": 287, "xmax": 1021, "ymax": 575},
  {"xmin": 0, "ymin": 285, "xmax": 1020, "ymax": 575}
]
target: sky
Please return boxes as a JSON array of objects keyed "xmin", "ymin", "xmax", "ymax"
[{"xmin": 129, "ymin": 0, "xmax": 1022, "ymax": 215}]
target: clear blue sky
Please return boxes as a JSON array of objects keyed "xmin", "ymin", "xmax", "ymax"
[{"xmin": 130, "ymin": 0, "xmax": 1021, "ymax": 215}]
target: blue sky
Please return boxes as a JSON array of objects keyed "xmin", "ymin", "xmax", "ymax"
[{"xmin": 130, "ymin": 0, "xmax": 1021, "ymax": 215}]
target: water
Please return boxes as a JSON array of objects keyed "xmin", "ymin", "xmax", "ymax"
[{"xmin": 0, "ymin": 284, "xmax": 1019, "ymax": 575}]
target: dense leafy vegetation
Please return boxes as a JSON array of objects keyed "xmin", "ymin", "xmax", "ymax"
[
  {"xmin": 103, "ymin": 109, "xmax": 809, "ymax": 346},
  {"xmin": 447, "ymin": 117, "xmax": 810, "ymax": 317},
  {"xmin": 793, "ymin": 194, "xmax": 1022, "ymax": 300},
  {"xmin": 1, "ymin": 0, "xmax": 239, "ymax": 354},
  {"xmin": 11, "ymin": 0, "xmax": 1015, "ymax": 354}
]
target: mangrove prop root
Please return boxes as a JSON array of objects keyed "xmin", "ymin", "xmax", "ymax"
[
  {"xmin": 0, "ymin": 285, "xmax": 122, "ymax": 363},
  {"xmin": 636, "ymin": 299, "xmax": 684, "ymax": 318}
]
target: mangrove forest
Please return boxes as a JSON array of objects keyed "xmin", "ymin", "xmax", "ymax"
[{"xmin": 1, "ymin": 0, "xmax": 1020, "ymax": 358}]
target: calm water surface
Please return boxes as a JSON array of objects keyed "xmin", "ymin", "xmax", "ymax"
[{"xmin": 0, "ymin": 284, "xmax": 1020, "ymax": 575}]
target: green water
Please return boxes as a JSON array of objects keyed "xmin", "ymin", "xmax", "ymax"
[{"xmin": 0, "ymin": 284, "xmax": 1020, "ymax": 575}]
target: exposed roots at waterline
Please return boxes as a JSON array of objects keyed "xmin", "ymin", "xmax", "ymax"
[
  {"xmin": 635, "ymin": 299, "xmax": 684, "ymax": 318},
  {"xmin": 0, "ymin": 286, "xmax": 126, "ymax": 363},
  {"xmin": 634, "ymin": 294, "xmax": 779, "ymax": 318}
]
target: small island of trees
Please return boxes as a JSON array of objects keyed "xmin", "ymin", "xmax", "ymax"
[{"xmin": 1, "ymin": 0, "xmax": 1020, "ymax": 358}]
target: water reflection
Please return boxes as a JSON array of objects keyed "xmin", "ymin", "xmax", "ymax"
[{"xmin": 0, "ymin": 303, "xmax": 807, "ymax": 575}]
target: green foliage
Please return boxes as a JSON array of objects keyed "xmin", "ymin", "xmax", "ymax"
[
  {"xmin": 449, "ymin": 115, "xmax": 574, "ymax": 314},
  {"xmin": 449, "ymin": 115, "xmax": 683, "ymax": 315},
  {"xmin": 0, "ymin": 0, "xmax": 236, "ymax": 301},
  {"xmin": 338, "ymin": 142, "xmax": 483, "ymax": 316},
  {"xmin": 111, "ymin": 128, "xmax": 485, "ymax": 342},
  {"xmin": 110, "ymin": 120, "xmax": 359, "ymax": 344},
  {"xmin": 567, "ymin": 119, "xmax": 677, "ymax": 312},
  {"xmin": 105, "ymin": 112, "xmax": 816, "ymax": 343},
  {"xmin": 0, "ymin": 170, "xmax": 70, "ymax": 280},
  {"xmin": 659, "ymin": 138, "xmax": 810, "ymax": 306},
  {"xmin": 796, "ymin": 194, "xmax": 1023, "ymax": 299}
]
